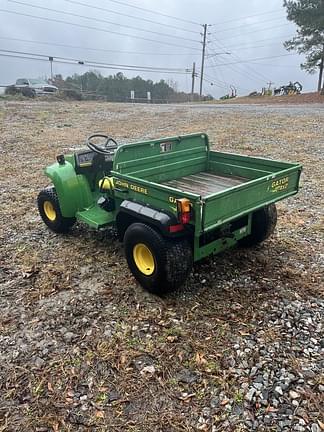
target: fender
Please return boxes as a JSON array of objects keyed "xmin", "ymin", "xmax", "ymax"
[
  {"xmin": 45, "ymin": 161, "xmax": 93, "ymax": 217},
  {"xmin": 116, "ymin": 200, "xmax": 186, "ymax": 238}
]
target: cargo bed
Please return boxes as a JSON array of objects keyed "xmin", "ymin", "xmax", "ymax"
[
  {"xmin": 163, "ymin": 171, "xmax": 248, "ymax": 196},
  {"xmin": 112, "ymin": 133, "xmax": 302, "ymax": 260}
]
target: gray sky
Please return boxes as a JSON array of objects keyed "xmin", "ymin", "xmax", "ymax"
[{"xmin": 0, "ymin": 0, "xmax": 318, "ymax": 98}]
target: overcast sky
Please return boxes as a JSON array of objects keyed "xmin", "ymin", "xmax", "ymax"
[{"xmin": 0, "ymin": 0, "xmax": 318, "ymax": 98}]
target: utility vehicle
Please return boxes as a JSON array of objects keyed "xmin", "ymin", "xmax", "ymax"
[{"xmin": 37, "ymin": 133, "xmax": 302, "ymax": 294}]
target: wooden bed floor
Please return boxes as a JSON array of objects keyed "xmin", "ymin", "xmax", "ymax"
[{"xmin": 162, "ymin": 171, "xmax": 248, "ymax": 196}]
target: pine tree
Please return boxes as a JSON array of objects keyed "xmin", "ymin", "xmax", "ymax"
[{"xmin": 283, "ymin": 0, "xmax": 324, "ymax": 91}]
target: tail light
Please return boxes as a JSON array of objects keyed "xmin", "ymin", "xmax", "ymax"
[{"xmin": 176, "ymin": 198, "xmax": 192, "ymax": 225}]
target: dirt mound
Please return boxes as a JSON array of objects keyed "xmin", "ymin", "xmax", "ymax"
[{"xmin": 215, "ymin": 92, "xmax": 324, "ymax": 105}]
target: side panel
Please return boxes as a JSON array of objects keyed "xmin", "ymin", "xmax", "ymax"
[
  {"xmin": 111, "ymin": 172, "xmax": 200, "ymax": 214},
  {"xmin": 208, "ymin": 151, "xmax": 299, "ymax": 178},
  {"xmin": 202, "ymin": 166, "xmax": 302, "ymax": 231},
  {"xmin": 45, "ymin": 161, "xmax": 94, "ymax": 217},
  {"xmin": 113, "ymin": 133, "xmax": 209, "ymax": 183}
]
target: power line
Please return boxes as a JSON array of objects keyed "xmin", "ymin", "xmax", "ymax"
[
  {"xmin": 229, "ymin": 43, "xmax": 287, "ymax": 52},
  {"xmin": 210, "ymin": 36, "xmax": 272, "ymax": 82},
  {"xmin": 199, "ymin": 75, "xmax": 228, "ymax": 90},
  {"xmin": 8, "ymin": 0, "xmax": 200, "ymax": 44},
  {"xmin": 209, "ymin": 15, "xmax": 287, "ymax": 33},
  {"xmin": 0, "ymin": 51, "xmax": 191, "ymax": 75},
  {"xmin": 203, "ymin": 70, "xmax": 251, "ymax": 93},
  {"xmin": 210, "ymin": 9, "xmax": 283, "ymax": 26},
  {"xmin": 199, "ymin": 70, "xmax": 236, "ymax": 91},
  {"xmin": 248, "ymin": 62, "xmax": 300, "ymax": 68},
  {"xmin": 196, "ymin": 71, "xmax": 229, "ymax": 91},
  {"xmin": 61, "ymin": 0, "xmax": 198, "ymax": 34},
  {"xmin": 101, "ymin": 0, "xmax": 201, "ymax": 26},
  {"xmin": 205, "ymin": 53, "xmax": 261, "ymax": 89},
  {"xmin": 207, "ymin": 51, "xmax": 269, "ymax": 84},
  {"xmin": 0, "ymin": 36, "xmax": 199, "ymax": 56},
  {"xmin": 224, "ymin": 34, "xmax": 295, "ymax": 49},
  {"xmin": 0, "ymin": 49, "xmax": 190, "ymax": 72},
  {"xmin": 0, "ymin": 9, "xmax": 201, "ymax": 51},
  {"xmin": 214, "ymin": 23, "xmax": 292, "ymax": 42},
  {"xmin": 205, "ymin": 52, "xmax": 298, "ymax": 67},
  {"xmin": 208, "ymin": 40, "xmax": 271, "ymax": 83}
]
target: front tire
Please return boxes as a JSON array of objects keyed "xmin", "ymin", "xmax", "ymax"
[
  {"xmin": 124, "ymin": 223, "xmax": 192, "ymax": 295},
  {"xmin": 239, "ymin": 204, "xmax": 277, "ymax": 247},
  {"xmin": 37, "ymin": 187, "xmax": 76, "ymax": 233}
]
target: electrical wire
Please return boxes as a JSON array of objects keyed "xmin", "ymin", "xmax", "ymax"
[
  {"xmin": 0, "ymin": 9, "xmax": 201, "ymax": 51},
  {"xmin": 61, "ymin": 0, "xmax": 198, "ymax": 34},
  {"xmin": 229, "ymin": 43, "xmax": 287, "ymax": 52},
  {"xmin": 214, "ymin": 23, "xmax": 292, "ymax": 42},
  {"xmin": 197, "ymin": 73, "xmax": 228, "ymax": 91},
  {"xmin": 0, "ymin": 36, "xmax": 199, "ymax": 56},
  {"xmin": 205, "ymin": 52, "xmax": 298, "ymax": 67},
  {"xmin": 248, "ymin": 62, "xmax": 300, "ymax": 68},
  {"xmin": 204, "ymin": 56, "xmax": 255, "ymax": 91},
  {"xmin": 0, "ymin": 52, "xmax": 191, "ymax": 74},
  {"xmin": 208, "ymin": 40, "xmax": 270, "ymax": 84},
  {"xmin": 7, "ymin": 0, "xmax": 200, "ymax": 44},
  {"xmin": 210, "ymin": 9, "xmax": 283, "ymax": 26},
  {"xmin": 0, "ymin": 49, "xmax": 190, "ymax": 72},
  {"xmin": 224, "ymin": 34, "xmax": 295, "ymax": 50},
  {"xmin": 210, "ymin": 36, "xmax": 272, "ymax": 82},
  {"xmin": 101, "ymin": 0, "xmax": 201, "ymax": 26},
  {"xmin": 209, "ymin": 15, "xmax": 287, "ymax": 33}
]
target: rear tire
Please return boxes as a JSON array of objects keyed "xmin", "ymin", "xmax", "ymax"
[
  {"xmin": 37, "ymin": 187, "xmax": 76, "ymax": 233},
  {"xmin": 124, "ymin": 223, "xmax": 192, "ymax": 295},
  {"xmin": 239, "ymin": 204, "xmax": 277, "ymax": 247}
]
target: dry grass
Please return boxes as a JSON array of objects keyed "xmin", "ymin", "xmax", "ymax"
[{"xmin": 0, "ymin": 100, "xmax": 323, "ymax": 431}]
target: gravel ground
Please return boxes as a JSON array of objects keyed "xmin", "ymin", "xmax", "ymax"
[{"xmin": 0, "ymin": 100, "xmax": 323, "ymax": 432}]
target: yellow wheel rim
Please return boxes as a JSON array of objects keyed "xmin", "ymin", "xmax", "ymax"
[
  {"xmin": 133, "ymin": 243, "xmax": 155, "ymax": 276},
  {"xmin": 43, "ymin": 201, "xmax": 57, "ymax": 221}
]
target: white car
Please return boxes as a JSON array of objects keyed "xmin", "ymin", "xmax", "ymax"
[{"xmin": 15, "ymin": 78, "xmax": 58, "ymax": 95}]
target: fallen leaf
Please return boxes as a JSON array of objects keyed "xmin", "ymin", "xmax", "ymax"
[
  {"xmin": 95, "ymin": 410, "xmax": 105, "ymax": 419},
  {"xmin": 98, "ymin": 386, "xmax": 108, "ymax": 392},
  {"xmin": 195, "ymin": 352, "xmax": 207, "ymax": 366},
  {"xmin": 318, "ymin": 420, "xmax": 324, "ymax": 430},
  {"xmin": 47, "ymin": 382, "xmax": 53, "ymax": 392}
]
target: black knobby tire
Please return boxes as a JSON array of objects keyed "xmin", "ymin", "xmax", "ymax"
[
  {"xmin": 37, "ymin": 187, "xmax": 76, "ymax": 233},
  {"xmin": 124, "ymin": 223, "xmax": 193, "ymax": 295},
  {"xmin": 239, "ymin": 204, "xmax": 277, "ymax": 247}
]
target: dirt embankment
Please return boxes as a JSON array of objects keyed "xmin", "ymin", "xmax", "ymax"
[{"xmin": 212, "ymin": 92, "xmax": 324, "ymax": 105}]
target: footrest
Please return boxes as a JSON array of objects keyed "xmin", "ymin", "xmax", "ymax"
[{"xmin": 76, "ymin": 206, "xmax": 114, "ymax": 228}]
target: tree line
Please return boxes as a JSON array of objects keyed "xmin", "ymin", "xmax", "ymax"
[{"xmin": 52, "ymin": 72, "xmax": 208, "ymax": 103}]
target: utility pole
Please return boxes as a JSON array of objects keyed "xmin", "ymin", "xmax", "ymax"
[
  {"xmin": 199, "ymin": 24, "xmax": 208, "ymax": 98},
  {"xmin": 318, "ymin": 44, "xmax": 324, "ymax": 92},
  {"xmin": 49, "ymin": 56, "xmax": 53, "ymax": 81},
  {"xmin": 191, "ymin": 62, "xmax": 196, "ymax": 101}
]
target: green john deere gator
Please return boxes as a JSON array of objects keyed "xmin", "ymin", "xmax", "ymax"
[{"xmin": 37, "ymin": 133, "xmax": 302, "ymax": 294}]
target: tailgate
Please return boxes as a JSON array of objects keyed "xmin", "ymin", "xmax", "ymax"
[{"xmin": 202, "ymin": 164, "xmax": 302, "ymax": 232}]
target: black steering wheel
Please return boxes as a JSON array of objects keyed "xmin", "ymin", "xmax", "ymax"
[{"xmin": 86, "ymin": 134, "xmax": 118, "ymax": 155}]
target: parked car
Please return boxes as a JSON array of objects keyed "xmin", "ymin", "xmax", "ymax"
[{"xmin": 14, "ymin": 78, "xmax": 58, "ymax": 96}]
